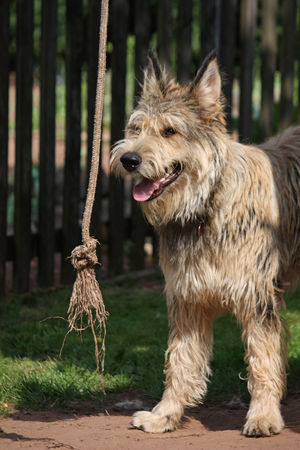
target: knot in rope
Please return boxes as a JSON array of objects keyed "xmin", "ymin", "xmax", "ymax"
[{"xmin": 71, "ymin": 238, "xmax": 99, "ymax": 271}]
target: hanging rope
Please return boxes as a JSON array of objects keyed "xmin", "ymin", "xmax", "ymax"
[{"xmin": 66, "ymin": 0, "xmax": 109, "ymax": 392}]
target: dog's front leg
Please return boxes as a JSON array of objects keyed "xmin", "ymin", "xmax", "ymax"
[
  {"xmin": 131, "ymin": 300, "xmax": 214, "ymax": 433},
  {"xmin": 242, "ymin": 310, "xmax": 287, "ymax": 437}
]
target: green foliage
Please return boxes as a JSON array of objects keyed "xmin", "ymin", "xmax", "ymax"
[{"xmin": 0, "ymin": 284, "xmax": 299, "ymax": 414}]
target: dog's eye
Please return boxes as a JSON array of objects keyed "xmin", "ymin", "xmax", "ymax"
[{"xmin": 162, "ymin": 128, "xmax": 176, "ymax": 138}]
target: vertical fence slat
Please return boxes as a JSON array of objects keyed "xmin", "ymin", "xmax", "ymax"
[
  {"xmin": 200, "ymin": 0, "xmax": 216, "ymax": 61},
  {"xmin": 38, "ymin": 0, "xmax": 57, "ymax": 287},
  {"xmin": 239, "ymin": 0, "xmax": 257, "ymax": 142},
  {"xmin": 130, "ymin": 0, "xmax": 151, "ymax": 271},
  {"xmin": 157, "ymin": 0, "xmax": 173, "ymax": 70},
  {"xmin": 298, "ymin": 13, "xmax": 300, "ymax": 124},
  {"xmin": 61, "ymin": 0, "xmax": 83, "ymax": 284},
  {"xmin": 258, "ymin": 0, "xmax": 278, "ymax": 140},
  {"xmin": 108, "ymin": 0, "xmax": 129, "ymax": 275},
  {"xmin": 176, "ymin": 0, "xmax": 193, "ymax": 83},
  {"xmin": 219, "ymin": 0, "xmax": 237, "ymax": 129},
  {"xmin": 279, "ymin": 0, "xmax": 297, "ymax": 130},
  {"xmin": 134, "ymin": 0, "xmax": 151, "ymax": 94},
  {"xmin": 14, "ymin": 0, "xmax": 34, "ymax": 293},
  {"xmin": 0, "ymin": 0, "xmax": 9, "ymax": 298}
]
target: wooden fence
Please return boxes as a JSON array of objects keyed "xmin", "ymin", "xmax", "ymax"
[{"xmin": 0, "ymin": 0, "xmax": 299, "ymax": 296}]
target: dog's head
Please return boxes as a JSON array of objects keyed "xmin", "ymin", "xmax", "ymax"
[{"xmin": 111, "ymin": 50, "xmax": 228, "ymax": 226}]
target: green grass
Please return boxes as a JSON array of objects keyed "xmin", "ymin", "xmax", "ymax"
[{"xmin": 0, "ymin": 281, "xmax": 299, "ymax": 415}]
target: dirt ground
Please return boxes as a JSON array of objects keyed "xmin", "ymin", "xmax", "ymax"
[{"xmin": 0, "ymin": 393, "xmax": 299, "ymax": 450}]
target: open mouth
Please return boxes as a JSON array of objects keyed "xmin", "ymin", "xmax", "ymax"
[{"xmin": 133, "ymin": 162, "xmax": 183, "ymax": 202}]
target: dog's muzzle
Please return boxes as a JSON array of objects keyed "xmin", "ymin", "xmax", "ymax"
[{"xmin": 120, "ymin": 152, "xmax": 141, "ymax": 172}]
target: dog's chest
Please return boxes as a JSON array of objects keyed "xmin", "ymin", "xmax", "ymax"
[
  {"xmin": 159, "ymin": 222, "xmax": 220, "ymax": 300},
  {"xmin": 160, "ymin": 222, "xmax": 205, "ymax": 262}
]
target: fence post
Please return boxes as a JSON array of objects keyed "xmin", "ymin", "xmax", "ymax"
[
  {"xmin": 14, "ymin": 0, "xmax": 34, "ymax": 293},
  {"xmin": 130, "ymin": 0, "xmax": 151, "ymax": 271},
  {"xmin": 38, "ymin": 0, "xmax": 57, "ymax": 288},
  {"xmin": 157, "ymin": 0, "xmax": 173, "ymax": 71},
  {"xmin": 176, "ymin": 0, "xmax": 193, "ymax": 83},
  {"xmin": 200, "ymin": 0, "xmax": 217, "ymax": 62},
  {"xmin": 279, "ymin": 0, "xmax": 297, "ymax": 130},
  {"xmin": 61, "ymin": 0, "xmax": 83, "ymax": 284},
  {"xmin": 298, "ymin": 15, "xmax": 300, "ymax": 124},
  {"xmin": 239, "ymin": 0, "xmax": 257, "ymax": 142},
  {"xmin": 258, "ymin": 0, "xmax": 278, "ymax": 140},
  {"xmin": 134, "ymin": 0, "xmax": 151, "ymax": 93},
  {"xmin": 219, "ymin": 0, "xmax": 237, "ymax": 130},
  {"xmin": 108, "ymin": 0, "xmax": 129, "ymax": 275},
  {"xmin": 0, "ymin": 0, "xmax": 9, "ymax": 298}
]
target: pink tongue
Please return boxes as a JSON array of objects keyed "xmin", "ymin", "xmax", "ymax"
[{"xmin": 133, "ymin": 178, "xmax": 161, "ymax": 201}]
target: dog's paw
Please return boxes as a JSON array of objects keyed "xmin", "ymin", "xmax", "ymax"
[
  {"xmin": 130, "ymin": 410, "xmax": 176, "ymax": 433},
  {"xmin": 243, "ymin": 414, "xmax": 284, "ymax": 437}
]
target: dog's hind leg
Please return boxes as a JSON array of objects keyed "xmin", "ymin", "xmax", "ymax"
[
  {"xmin": 131, "ymin": 300, "xmax": 214, "ymax": 433},
  {"xmin": 242, "ymin": 302, "xmax": 287, "ymax": 437}
]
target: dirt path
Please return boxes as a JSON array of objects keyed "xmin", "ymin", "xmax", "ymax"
[{"xmin": 0, "ymin": 393, "xmax": 299, "ymax": 449}]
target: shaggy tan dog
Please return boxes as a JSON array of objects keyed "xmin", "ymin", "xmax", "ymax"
[{"xmin": 111, "ymin": 50, "xmax": 300, "ymax": 437}]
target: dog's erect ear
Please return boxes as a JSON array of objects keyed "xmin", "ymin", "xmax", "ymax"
[
  {"xmin": 142, "ymin": 49, "xmax": 167, "ymax": 96},
  {"xmin": 148, "ymin": 49, "xmax": 164, "ymax": 84},
  {"xmin": 189, "ymin": 50, "xmax": 222, "ymax": 110}
]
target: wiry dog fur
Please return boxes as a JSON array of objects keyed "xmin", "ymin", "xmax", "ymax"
[{"xmin": 111, "ymin": 50, "xmax": 300, "ymax": 437}]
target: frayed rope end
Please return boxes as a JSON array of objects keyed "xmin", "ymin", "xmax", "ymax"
[{"xmin": 64, "ymin": 238, "xmax": 108, "ymax": 393}]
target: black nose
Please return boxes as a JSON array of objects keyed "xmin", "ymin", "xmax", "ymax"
[{"xmin": 120, "ymin": 152, "xmax": 142, "ymax": 172}]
